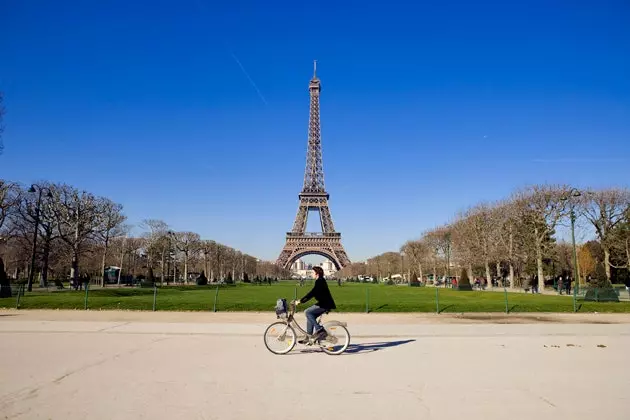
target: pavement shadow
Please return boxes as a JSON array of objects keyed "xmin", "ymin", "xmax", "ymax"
[
  {"xmin": 344, "ymin": 339, "xmax": 416, "ymax": 355},
  {"xmin": 293, "ymin": 339, "xmax": 416, "ymax": 355}
]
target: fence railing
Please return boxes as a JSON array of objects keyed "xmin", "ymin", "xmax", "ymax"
[{"xmin": 1, "ymin": 282, "xmax": 629, "ymax": 313}]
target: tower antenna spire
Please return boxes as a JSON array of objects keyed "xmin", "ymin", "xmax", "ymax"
[{"xmin": 313, "ymin": 60, "xmax": 317, "ymax": 78}]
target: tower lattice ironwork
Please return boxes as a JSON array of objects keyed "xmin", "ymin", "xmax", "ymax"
[{"xmin": 276, "ymin": 62, "xmax": 350, "ymax": 271}]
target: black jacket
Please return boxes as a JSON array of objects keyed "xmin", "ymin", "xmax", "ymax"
[{"xmin": 299, "ymin": 276, "xmax": 336, "ymax": 310}]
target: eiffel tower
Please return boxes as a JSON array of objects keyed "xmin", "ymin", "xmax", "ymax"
[{"xmin": 276, "ymin": 62, "xmax": 350, "ymax": 271}]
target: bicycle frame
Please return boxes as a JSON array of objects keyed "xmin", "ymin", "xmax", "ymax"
[{"xmin": 279, "ymin": 303, "xmax": 322, "ymax": 338}]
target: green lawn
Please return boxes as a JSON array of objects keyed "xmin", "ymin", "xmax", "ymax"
[{"xmin": 1, "ymin": 282, "xmax": 629, "ymax": 313}]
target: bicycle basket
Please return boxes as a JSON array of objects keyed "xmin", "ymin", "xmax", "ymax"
[{"xmin": 275, "ymin": 298, "xmax": 288, "ymax": 318}]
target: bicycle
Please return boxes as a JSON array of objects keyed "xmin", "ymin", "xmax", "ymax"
[{"xmin": 263, "ymin": 300, "xmax": 350, "ymax": 355}]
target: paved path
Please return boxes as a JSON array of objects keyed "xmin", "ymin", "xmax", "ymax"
[{"xmin": 1, "ymin": 311, "xmax": 629, "ymax": 420}]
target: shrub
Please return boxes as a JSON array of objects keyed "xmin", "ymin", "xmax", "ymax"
[
  {"xmin": 141, "ymin": 268, "xmax": 155, "ymax": 288},
  {"xmin": 196, "ymin": 271, "xmax": 208, "ymax": 286},
  {"xmin": 584, "ymin": 262, "xmax": 619, "ymax": 302},
  {"xmin": 458, "ymin": 268, "xmax": 473, "ymax": 291}
]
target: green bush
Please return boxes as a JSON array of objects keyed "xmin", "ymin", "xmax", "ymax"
[
  {"xmin": 196, "ymin": 271, "xmax": 208, "ymax": 286},
  {"xmin": 458, "ymin": 268, "xmax": 473, "ymax": 291}
]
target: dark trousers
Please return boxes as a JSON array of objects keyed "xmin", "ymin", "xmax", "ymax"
[{"xmin": 304, "ymin": 305, "xmax": 327, "ymax": 335}]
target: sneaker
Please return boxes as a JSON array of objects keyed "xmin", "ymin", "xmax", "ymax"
[
  {"xmin": 314, "ymin": 328, "xmax": 328, "ymax": 340},
  {"xmin": 298, "ymin": 336, "xmax": 309, "ymax": 345}
]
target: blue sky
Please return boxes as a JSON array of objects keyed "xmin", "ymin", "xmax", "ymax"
[{"xmin": 1, "ymin": 0, "xmax": 629, "ymax": 262}]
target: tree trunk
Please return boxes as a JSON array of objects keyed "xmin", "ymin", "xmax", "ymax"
[
  {"xmin": 484, "ymin": 260, "xmax": 491, "ymax": 289},
  {"xmin": 101, "ymin": 243, "xmax": 108, "ymax": 287},
  {"xmin": 204, "ymin": 252, "xmax": 209, "ymax": 279},
  {"xmin": 117, "ymin": 246, "xmax": 124, "ymax": 286},
  {"xmin": 536, "ymin": 248, "xmax": 545, "ymax": 293},
  {"xmin": 418, "ymin": 263, "xmax": 423, "ymax": 283},
  {"xmin": 160, "ymin": 248, "xmax": 166, "ymax": 285},
  {"xmin": 432, "ymin": 261, "xmax": 437, "ymax": 285},
  {"xmin": 70, "ymin": 251, "xmax": 79, "ymax": 284},
  {"xmin": 496, "ymin": 261, "xmax": 501, "ymax": 287},
  {"xmin": 42, "ymin": 243, "xmax": 50, "ymax": 286},
  {"xmin": 184, "ymin": 253, "xmax": 189, "ymax": 285},
  {"xmin": 509, "ymin": 263, "xmax": 515, "ymax": 289},
  {"xmin": 603, "ymin": 246, "xmax": 612, "ymax": 282},
  {"xmin": 534, "ymin": 227, "xmax": 545, "ymax": 292},
  {"xmin": 468, "ymin": 264, "xmax": 474, "ymax": 285}
]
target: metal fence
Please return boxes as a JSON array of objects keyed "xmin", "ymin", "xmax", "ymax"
[{"xmin": 1, "ymin": 281, "xmax": 629, "ymax": 313}]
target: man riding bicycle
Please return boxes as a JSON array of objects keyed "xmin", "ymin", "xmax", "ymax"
[{"xmin": 293, "ymin": 266, "xmax": 336, "ymax": 344}]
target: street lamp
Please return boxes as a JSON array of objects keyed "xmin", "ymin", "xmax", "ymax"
[
  {"xmin": 561, "ymin": 188, "xmax": 582, "ymax": 294},
  {"xmin": 26, "ymin": 185, "xmax": 52, "ymax": 292}
]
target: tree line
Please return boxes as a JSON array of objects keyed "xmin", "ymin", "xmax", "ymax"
[
  {"xmin": 339, "ymin": 185, "xmax": 630, "ymax": 290},
  {"xmin": 0, "ymin": 179, "xmax": 289, "ymax": 290}
]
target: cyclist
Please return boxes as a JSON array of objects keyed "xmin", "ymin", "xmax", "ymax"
[{"xmin": 293, "ymin": 266, "xmax": 336, "ymax": 343}]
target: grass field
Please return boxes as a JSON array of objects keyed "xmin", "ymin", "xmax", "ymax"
[{"xmin": 2, "ymin": 282, "xmax": 630, "ymax": 313}]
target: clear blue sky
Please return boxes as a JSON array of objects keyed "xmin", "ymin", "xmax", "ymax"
[{"xmin": 1, "ymin": 0, "xmax": 629, "ymax": 262}]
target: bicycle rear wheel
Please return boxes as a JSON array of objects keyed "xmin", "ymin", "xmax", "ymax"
[
  {"xmin": 263, "ymin": 322, "xmax": 297, "ymax": 355},
  {"xmin": 320, "ymin": 323, "xmax": 350, "ymax": 355}
]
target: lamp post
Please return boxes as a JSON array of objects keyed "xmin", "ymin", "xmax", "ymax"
[
  {"xmin": 26, "ymin": 185, "xmax": 51, "ymax": 292},
  {"xmin": 561, "ymin": 188, "xmax": 582, "ymax": 294}
]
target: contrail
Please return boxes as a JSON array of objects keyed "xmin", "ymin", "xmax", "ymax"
[
  {"xmin": 191, "ymin": 1, "xmax": 268, "ymax": 106},
  {"xmin": 229, "ymin": 52, "xmax": 268, "ymax": 106}
]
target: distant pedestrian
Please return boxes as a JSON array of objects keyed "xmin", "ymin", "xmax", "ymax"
[{"xmin": 557, "ymin": 277, "xmax": 564, "ymax": 295}]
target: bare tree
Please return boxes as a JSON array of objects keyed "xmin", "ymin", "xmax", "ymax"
[
  {"xmin": 95, "ymin": 199, "xmax": 126, "ymax": 286},
  {"xmin": 0, "ymin": 180, "xmax": 21, "ymax": 241},
  {"xmin": 579, "ymin": 188, "xmax": 630, "ymax": 281},
  {"xmin": 199, "ymin": 240, "xmax": 216, "ymax": 280},
  {"xmin": 515, "ymin": 185, "xmax": 569, "ymax": 291},
  {"xmin": 49, "ymin": 185, "xmax": 102, "ymax": 283},
  {"xmin": 450, "ymin": 217, "xmax": 476, "ymax": 282},
  {"xmin": 174, "ymin": 231, "xmax": 201, "ymax": 283},
  {"xmin": 140, "ymin": 219, "xmax": 169, "ymax": 283},
  {"xmin": 401, "ymin": 240, "xmax": 429, "ymax": 282},
  {"xmin": 424, "ymin": 226, "xmax": 452, "ymax": 284},
  {"xmin": 13, "ymin": 183, "xmax": 60, "ymax": 286}
]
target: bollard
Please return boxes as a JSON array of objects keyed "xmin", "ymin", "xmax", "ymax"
[
  {"xmin": 153, "ymin": 284, "xmax": 158, "ymax": 312},
  {"xmin": 15, "ymin": 284, "xmax": 23, "ymax": 309},
  {"xmin": 504, "ymin": 287, "xmax": 509, "ymax": 314},
  {"xmin": 84, "ymin": 282, "xmax": 89, "ymax": 310},
  {"xmin": 213, "ymin": 285, "xmax": 219, "ymax": 312},
  {"xmin": 365, "ymin": 287, "xmax": 370, "ymax": 313},
  {"xmin": 572, "ymin": 285, "xmax": 577, "ymax": 313},
  {"xmin": 435, "ymin": 287, "xmax": 440, "ymax": 314}
]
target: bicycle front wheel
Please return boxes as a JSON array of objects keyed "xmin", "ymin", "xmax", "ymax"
[
  {"xmin": 320, "ymin": 323, "xmax": 350, "ymax": 355},
  {"xmin": 263, "ymin": 322, "xmax": 297, "ymax": 355}
]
